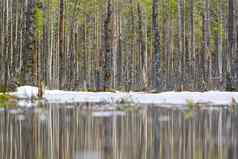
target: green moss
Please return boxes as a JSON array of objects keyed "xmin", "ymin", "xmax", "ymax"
[{"xmin": 0, "ymin": 94, "xmax": 17, "ymax": 108}]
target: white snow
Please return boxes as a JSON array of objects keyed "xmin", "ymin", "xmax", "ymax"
[
  {"xmin": 92, "ymin": 111, "xmax": 125, "ymax": 117},
  {"xmin": 15, "ymin": 86, "xmax": 38, "ymax": 99},
  {"xmin": 12, "ymin": 86, "xmax": 238, "ymax": 106}
]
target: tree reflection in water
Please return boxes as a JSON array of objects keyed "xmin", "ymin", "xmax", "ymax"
[{"xmin": 0, "ymin": 104, "xmax": 237, "ymax": 159}]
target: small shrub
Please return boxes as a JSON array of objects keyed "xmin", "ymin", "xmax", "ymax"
[
  {"xmin": 116, "ymin": 97, "xmax": 140, "ymax": 112},
  {"xmin": 185, "ymin": 99, "xmax": 199, "ymax": 119},
  {"xmin": 186, "ymin": 99, "xmax": 196, "ymax": 110}
]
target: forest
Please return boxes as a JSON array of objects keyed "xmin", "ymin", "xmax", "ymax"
[{"xmin": 0, "ymin": 0, "xmax": 238, "ymax": 92}]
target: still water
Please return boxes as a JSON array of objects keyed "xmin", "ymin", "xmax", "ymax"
[{"xmin": 0, "ymin": 103, "xmax": 238, "ymax": 159}]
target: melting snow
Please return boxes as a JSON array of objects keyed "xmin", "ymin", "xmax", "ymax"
[{"xmin": 12, "ymin": 86, "xmax": 238, "ymax": 106}]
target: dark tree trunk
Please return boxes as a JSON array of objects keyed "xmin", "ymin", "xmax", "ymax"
[
  {"xmin": 205, "ymin": 0, "xmax": 211, "ymax": 85},
  {"xmin": 117, "ymin": 17, "xmax": 122, "ymax": 89},
  {"xmin": 22, "ymin": 0, "xmax": 36, "ymax": 86},
  {"xmin": 178, "ymin": 0, "xmax": 185, "ymax": 90},
  {"xmin": 103, "ymin": 0, "xmax": 112, "ymax": 91},
  {"xmin": 59, "ymin": 0, "xmax": 65, "ymax": 89},
  {"xmin": 190, "ymin": 0, "xmax": 195, "ymax": 88},
  {"xmin": 152, "ymin": 0, "xmax": 161, "ymax": 91},
  {"xmin": 227, "ymin": 0, "xmax": 235, "ymax": 90}
]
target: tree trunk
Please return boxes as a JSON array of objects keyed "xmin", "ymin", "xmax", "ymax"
[
  {"xmin": 138, "ymin": 3, "xmax": 148, "ymax": 89},
  {"xmin": 235, "ymin": 0, "xmax": 238, "ymax": 89},
  {"xmin": 3, "ymin": 0, "xmax": 9, "ymax": 92},
  {"xmin": 59, "ymin": 0, "xmax": 65, "ymax": 89},
  {"xmin": 117, "ymin": 16, "xmax": 122, "ymax": 89},
  {"xmin": 190, "ymin": 0, "xmax": 196, "ymax": 88},
  {"xmin": 178, "ymin": 0, "xmax": 185, "ymax": 90},
  {"xmin": 103, "ymin": 0, "xmax": 112, "ymax": 91},
  {"xmin": 226, "ymin": 0, "xmax": 234, "ymax": 90},
  {"xmin": 112, "ymin": 0, "xmax": 119, "ymax": 89},
  {"xmin": 152, "ymin": 0, "xmax": 161, "ymax": 91},
  {"xmin": 204, "ymin": 0, "xmax": 211, "ymax": 87},
  {"xmin": 218, "ymin": 0, "xmax": 223, "ymax": 88},
  {"xmin": 22, "ymin": 0, "xmax": 36, "ymax": 86}
]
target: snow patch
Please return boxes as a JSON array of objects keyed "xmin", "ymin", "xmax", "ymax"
[
  {"xmin": 13, "ymin": 86, "xmax": 238, "ymax": 106},
  {"xmin": 92, "ymin": 111, "xmax": 125, "ymax": 117},
  {"xmin": 15, "ymin": 86, "xmax": 38, "ymax": 99}
]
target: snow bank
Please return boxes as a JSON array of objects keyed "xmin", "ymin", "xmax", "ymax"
[
  {"xmin": 12, "ymin": 86, "xmax": 238, "ymax": 106},
  {"xmin": 15, "ymin": 86, "xmax": 38, "ymax": 99}
]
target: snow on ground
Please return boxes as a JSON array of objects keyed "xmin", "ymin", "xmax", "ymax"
[
  {"xmin": 92, "ymin": 111, "xmax": 125, "ymax": 117},
  {"xmin": 12, "ymin": 86, "xmax": 238, "ymax": 106},
  {"xmin": 15, "ymin": 86, "xmax": 39, "ymax": 99}
]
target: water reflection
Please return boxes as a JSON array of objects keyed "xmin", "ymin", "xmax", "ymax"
[{"xmin": 0, "ymin": 104, "xmax": 238, "ymax": 159}]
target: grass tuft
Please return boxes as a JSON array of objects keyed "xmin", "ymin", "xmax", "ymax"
[{"xmin": 186, "ymin": 99, "xmax": 196, "ymax": 110}]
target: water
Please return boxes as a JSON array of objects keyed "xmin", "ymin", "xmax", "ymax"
[{"xmin": 0, "ymin": 103, "xmax": 238, "ymax": 159}]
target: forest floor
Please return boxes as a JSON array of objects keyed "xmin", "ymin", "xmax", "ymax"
[{"xmin": 7, "ymin": 86, "xmax": 238, "ymax": 107}]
